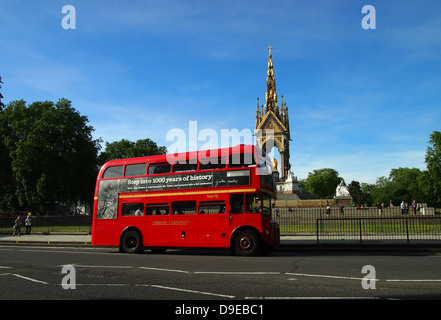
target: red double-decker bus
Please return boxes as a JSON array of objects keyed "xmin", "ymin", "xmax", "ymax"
[{"xmin": 91, "ymin": 145, "xmax": 279, "ymax": 255}]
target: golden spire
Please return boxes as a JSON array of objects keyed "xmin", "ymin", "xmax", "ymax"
[{"xmin": 265, "ymin": 45, "xmax": 277, "ymax": 113}]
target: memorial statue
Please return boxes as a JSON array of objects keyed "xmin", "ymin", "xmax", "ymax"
[
  {"xmin": 336, "ymin": 180, "xmax": 350, "ymax": 197},
  {"xmin": 272, "ymin": 158, "xmax": 278, "ymax": 173}
]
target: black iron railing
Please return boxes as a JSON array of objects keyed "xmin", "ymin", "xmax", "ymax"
[{"xmin": 316, "ymin": 216, "xmax": 441, "ymax": 243}]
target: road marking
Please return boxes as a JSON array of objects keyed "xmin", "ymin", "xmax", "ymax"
[
  {"xmin": 140, "ymin": 267, "xmax": 189, "ymax": 273},
  {"xmin": 60, "ymin": 264, "xmax": 133, "ymax": 269},
  {"xmin": 140, "ymin": 268, "xmax": 280, "ymax": 275},
  {"xmin": 151, "ymin": 284, "xmax": 235, "ymax": 299},
  {"xmin": 194, "ymin": 271, "xmax": 280, "ymax": 275},
  {"xmin": 245, "ymin": 296, "xmax": 381, "ymax": 300},
  {"xmin": 386, "ymin": 279, "xmax": 441, "ymax": 282},
  {"xmin": 74, "ymin": 283, "xmax": 130, "ymax": 287},
  {"xmin": 12, "ymin": 273, "xmax": 48, "ymax": 285},
  {"xmin": 0, "ymin": 266, "xmax": 12, "ymax": 269},
  {"xmin": 285, "ymin": 272, "xmax": 377, "ymax": 281}
]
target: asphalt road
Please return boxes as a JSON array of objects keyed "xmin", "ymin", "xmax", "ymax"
[{"xmin": 1, "ymin": 245, "xmax": 441, "ymax": 301}]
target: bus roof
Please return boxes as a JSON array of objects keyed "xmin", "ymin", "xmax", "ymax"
[{"xmin": 100, "ymin": 144, "xmax": 267, "ymax": 168}]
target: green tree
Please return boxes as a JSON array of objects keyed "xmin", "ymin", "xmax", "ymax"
[
  {"xmin": 389, "ymin": 167, "xmax": 423, "ymax": 203},
  {"xmin": 99, "ymin": 138, "xmax": 167, "ymax": 164},
  {"xmin": 370, "ymin": 168, "xmax": 423, "ymax": 206},
  {"xmin": 348, "ymin": 180, "xmax": 374, "ymax": 206},
  {"xmin": 0, "ymin": 98, "xmax": 101, "ymax": 213},
  {"xmin": 348, "ymin": 181, "xmax": 362, "ymax": 204},
  {"xmin": 302, "ymin": 168, "xmax": 342, "ymax": 198},
  {"xmin": 421, "ymin": 131, "xmax": 441, "ymax": 206},
  {"xmin": 370, "ymin": 176, "xmax": 390, "ymax": 206},
  {"xmin": 360, "ymin": 182, "xmax": 375, "ymax": 206}
]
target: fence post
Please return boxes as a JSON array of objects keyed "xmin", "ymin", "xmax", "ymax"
[
  {"xmin": 316, "ymin": 219, "xmax": 319, "ymax": 244},
  {"xmin": 359, "ymin": 218, "xmax": 362, "ymax": 244},
  {"xmin": 405, "ymin": 217, "xmax": 409, "ymax": 243}
]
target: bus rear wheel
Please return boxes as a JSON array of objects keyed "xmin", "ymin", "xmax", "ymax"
[
  {"xmin": 233, "ymin": 230, "xmax": 261, "ymax": 256},
  {"xmin": 121, "ymin": 230, "xmax": 143, "ymax": 253}
]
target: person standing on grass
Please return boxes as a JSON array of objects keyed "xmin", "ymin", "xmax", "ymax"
[
  {"xmin": 412, "ymin": 200, "xmax": 417, "ymax": 215},
  {"xmin": 339, "ymin": 204, "xmax": 344, "ymax": 216},
  {"xmin": 376, "ymin": 203, "xmax": 383, "ymax": 216},
  {"xmin": 25, "ymin": 213, "xmax": 32, "ymax": 235},
  {"xmin": 400, "ymin": 201, "xmax": 406, "ymax": 215}
]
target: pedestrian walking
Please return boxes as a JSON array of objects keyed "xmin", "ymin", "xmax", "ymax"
[
  {"xmin": 25, "ymin": 213, "xmax": 32, "ymax": 235},
  {"xmin": 13, "ymin": 214, "xmax": 21, "ymax": 236},
  {"xmin": 326, "ymin": 205, "xmax": 331, "ymax": 215}
]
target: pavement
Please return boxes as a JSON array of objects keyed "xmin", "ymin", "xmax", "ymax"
[
  {"xmin": 1, "ymin": 233, "xmax": 441, "ymax": 251},
  {"xmin": 0, "ymin": 233, "xmax": 92, "ymax": 247}
]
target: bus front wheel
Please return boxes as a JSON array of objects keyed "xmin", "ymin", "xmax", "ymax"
[
  {"xmin": 120, "ymin": 230, "xmax": 143, "ymax": 253},
  {"xmin": 233, "ymin": 230, "xmax": 260, "ymax": 256}
]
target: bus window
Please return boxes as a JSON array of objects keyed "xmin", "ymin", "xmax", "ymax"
[
  {"xmin": 125, "ymin": 163, "xmax": 147, "ymax": 177},
  {"xmin": 103, "ymin": 165, "xmax": 124, "ymax": 179},
  {"xmin": 229, "ymin": 153, "xmax": 256, "ymax": 168},
  {"xmin": 200, "ymin": 157, "xmax": 226, "ymax": 170},
  {"xmin": 245, "ymin": 193, "xmax": 263, "ymax": 213},
  {"xmin": 173, "ymin": 161, "xmax": 197, "ymax": 173},
  {"xmin": 146, "ymin": 203, "xmax": 169, "ymax": 216},
  {"xmin": 229, "ymin": 194, "xmax": 244, "ymax": 214},
  {"xmin": 199, "ymin": 201, "xmax": 226, "ymax": 214},
  {"xmin": 122, "ymin": 203, "xmax": 144, "ymax": 216},
  {"xmin": 148, "ymin": 162, "xmax": 171, "ymax": 175},
  {"xmin": 262, "ymin": 194, "xmax": 272, "ymax": 217},
  {"xmin": 172, "ymin": 201, "xmax": 196, "ymax": 215}
]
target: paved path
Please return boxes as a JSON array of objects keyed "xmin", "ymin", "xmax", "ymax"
[{"xmin": 0, "ymin": 233, "xmax": 92, "ymax": 245}]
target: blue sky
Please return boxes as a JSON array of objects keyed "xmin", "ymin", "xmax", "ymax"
[{"xmin": 1, "ymin": 0, "xmax": 440, "ymax": 184}]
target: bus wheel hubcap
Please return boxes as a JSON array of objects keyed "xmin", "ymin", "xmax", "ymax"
[
  {"xmin": 127, "ymin": 237, "xmax": 137, "ymax": 248},
  {"xmin": 239, "ymin": 236, "xmax": 252, "ymax": 250}
]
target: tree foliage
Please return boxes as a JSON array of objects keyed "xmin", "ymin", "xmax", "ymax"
[
  {"xmin": 367, "ymin": 168, "xmax": 423, "ymax": 206},
  {"xmin": 0, "ymin": 98, "xmax": 101, "ymax": 213},
  {"xmin": 301, "ymin": 168, "xmax": 342, "ymax": 198},
  {"xmin": 421, "ymin": 131, "xmax": 441, "ymax": 206},
  {"xmin": 99, "ymin": 138, "xmax": 167, "ymax": 164},
  {"xmin": 361, "ymin": 132, "xmax": 441, "ymax": 207},
  {"xmin": 348, "ymin": 181, "xmax": 372, "ymax": 206}
]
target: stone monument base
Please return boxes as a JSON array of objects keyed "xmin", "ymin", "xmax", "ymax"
[
  {"xmin": 275, "ymin": 170, "xmax": 302, "ymax": 195},
  {"xmin": 334, "ymin": 196, "xmax": 353, "ymax": 207},
  {"xmin": 276, "ymin": 181, "xmax": 302, "ymax": 194}
]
